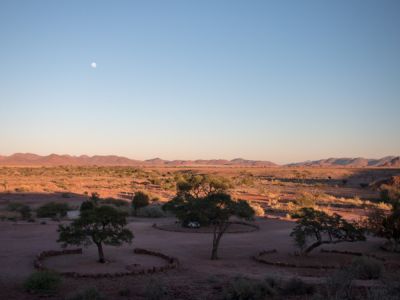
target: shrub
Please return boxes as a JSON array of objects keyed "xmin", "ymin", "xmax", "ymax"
[
  {"xmin": 137, "ymin": 205, "xmax": 166, "ymax": 218},
  {"xmin": 295, "ymin": 192, "xmax": 316, "ymax": 208},
  {"xmin": 365, "ymin": 273, "xmax": 400, "ymax": 300},
  {"xmin": 366, "ymin": 207, "xmax": 400, "ymax": 252},
  {"xmin": 280, "ymin": 277, "xmax": 314, "ymax": 295},
  {"xmin": 7, "ymin": 203, "xmax": 31, "ymax": 219},
  {"xmin": 325, "ymin": 268, "xmax": 355, "ymax": 299},
  {"xmin": 80, "ymin": 200, "xmax": 95, "ymax": 212},
  {"xmin": 37, "ymin": 202, "xmax": 69, "ymax": 218},
  {"xmin": 15, "ymin": 186, "xmax": 30, "ymax": 192},
  {"xmin": 19, "ymin": 205, "xmax": 32, "ymax": 219},
  {"xmin": 118, "ymin": 288, "xmax": 130, "ymax": 297},
  {"xmin": 249, "ymin": 202, "xmax": 265, "ymax": 217},
  {"xmin": 132, "ymin": 191, "xmax": 150, "ymax": 215},
  {"xmin": 380, "ymin": 184, "xmax": 400, "ymax": 206},
  {"xmin": 23, "ymin": 271, "xmax": 61, "ymax": 294},
  {"xmin": 349, "ymin": 257, "xmax": 383, "ymax": 280},
  {"xmin": 223, "ymin": 276, "xmax": 276, "ymax": 300},
  {"xmin": 67, "ymin": 287, "xmax": 105, "ymax": 300},
  {"xmin": 145, "ymin": 279, "xmax": 169, "ymax": 300}
]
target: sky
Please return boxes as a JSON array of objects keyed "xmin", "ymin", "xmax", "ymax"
[{"xmin": 0, "ymin": 0, "xmax": 399, "ymax": 164}]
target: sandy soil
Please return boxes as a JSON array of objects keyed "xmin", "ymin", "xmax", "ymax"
[
  {"xmin": 0, "ymin": 166, "xmax": 399, "ymax": 299},
  {"xmin": 1, "ymin": 215, "xmax": 399, "ymax": 299}
]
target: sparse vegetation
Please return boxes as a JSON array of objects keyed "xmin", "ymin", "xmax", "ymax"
[
  {"xmin": 222, "ymin": 276, "xmax": 276, "ymax": 300},
  {"xmin": 36, "ymin": 202, "xmax": 69, "ymax": 218},
  {"xmin": 350, "ymin": 256, "xmax": 383, "ymax": 279},
  {"xmin": 132, "ymin": 191, "xmax": 150, "ymax": 215},
  {"xmin": 222, "ymin": 275, "xmax": 314, "ymax": 299},
  {"xmin": 67, "ymin": 287, "xmax": 105, "ymax": 300},
  {"xmin": 145, "ymin": 279, "xmax": 169, "ymax": 300},
  {"xmin": 136, "ymin": 205, "xmax": 166, "ymax": 218},
  {"xmin": 23, "ymin": 271, "xmax": 61, "ymax": 294},
  {"xmin": 7, "ymin": 203, "xmax": 32, "ymax": 219},
  {"xmin": 281, "ymin": 277, "xmax": 314, "ymax": 296},
  {"xmin": 57, "ymin": 205, "xmax": 133, "ymax": 263},
  {"xmin": 366, "ymin": 206, "xmax": 400, "ymax": 252},
  {"xmin": 290, "ymin": 207, "xmax": 365, "ymax": 254}
]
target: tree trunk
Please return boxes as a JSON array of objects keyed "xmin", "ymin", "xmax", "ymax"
[
  {"xmin": 211, "ymin": 223, "xmax": 229, "ymax": 260},
  {"xmin": 96, "ymin": 243, "xmax": 106, "ymax": 263},
  {"xmin": 211, "ymin": 233, "xmax": 221, "ymax": 260},
  {"xmin": 304, "ymin": 241, "xmax": 322, "ymax": 254}
]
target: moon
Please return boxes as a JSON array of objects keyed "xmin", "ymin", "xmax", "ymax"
[{"xmin": 91, "ymin": 62, "xmax": 97, "ymax": 69}]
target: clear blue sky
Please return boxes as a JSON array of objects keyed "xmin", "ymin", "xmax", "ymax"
[{"xmin": 0, "ymin": 1, "xmax": 399, "ymax": 164}]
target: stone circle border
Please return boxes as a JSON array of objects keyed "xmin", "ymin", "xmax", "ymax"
[
  {"xmin": 252, "ymin": 249, "xmax": 387, "ymax": 270},
  {"xmin": 34, "ymin": 248, "xmax": 179, "ymax": 278}
]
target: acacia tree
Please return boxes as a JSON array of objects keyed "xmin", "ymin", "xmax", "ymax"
[
  {"xmin": 164, "ymin": 191, "xmax": 254, "ymax": 260},
  {"xmin": 163, "ymin": 173, "xmax": 233, "ymax": 227},
  {"xmin": 205, "ymin": 193, "xmax": 255, "ymax": 260},
  {"xmin": 367, "ymin": 207, "xmax": 400, "ymax": 252},
  {"xmin": 290, "ymin": 208, "xmax": 365, "ymax": 255},
  {"xmin": 175, "ymin": 173, "xmax": 231, "ymax": 199},
  {"xmin": 58, "ymin": 206, "xmax": 133, "ymax": 263},
  {"xmin": 131, "ymin": 191, "xmax": 150, "ymax": 215}
]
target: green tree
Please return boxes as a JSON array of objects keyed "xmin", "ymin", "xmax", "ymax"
[
  {"xmin": 164, "ymin": 192, "xmax": 254, "ymax": 260},
  {"xmin": 37, "ymin": 202, "xmax": 69, "ymax": 218},
  {"xmin": 80, "ymin": 200, "xmax": 95, "ymax": 212},
  {"xmin": 175, "ymin": 173, "xmax": 231, "ymax": 199},
  {"xmin": 290, "ymin": 208, "xmax": 365, "ymax": 255},
  {"xmin": 131, "ymin": 191, "xmax": 150, "ymax": 215},
  {"xmin": 367, "ymin": 207, "xmax": 400, "ymax": 252},
  {"xmin": 57, "ymin": 206, "xmax": 133, "ymax": 263}
]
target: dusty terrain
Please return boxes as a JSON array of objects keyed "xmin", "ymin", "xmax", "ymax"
[{"xmin": 0, "ymin": 165, "xmax": 399, "ymax": 299}]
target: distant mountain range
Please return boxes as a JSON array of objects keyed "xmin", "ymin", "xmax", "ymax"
[
  {"xmin": 0, "ymin": 153, "xmax": 399, "ymax": 167},
  {"xmin": 0, "ymin": 153, "xmax": 276, "ymax": 167},
  {"xmin": 287, "ymin": 156, "xmax": 400, "ymax": 168}
]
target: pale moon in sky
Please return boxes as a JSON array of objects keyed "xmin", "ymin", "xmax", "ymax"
[{"xmin": 91, "ymin": 62, "xmax": 97, "ymax": 69}]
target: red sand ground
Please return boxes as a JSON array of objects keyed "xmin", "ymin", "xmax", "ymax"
[{"xmin": 0, "ymin": 215, "xmax": 398, "ymax": 299}]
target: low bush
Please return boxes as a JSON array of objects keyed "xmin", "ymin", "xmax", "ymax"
[
  {"xmin": 145, "ymin": 279, "xmax": 169, "ymax": 300},
  {"xmin": 223, "ymin": 276, "xmax": 275, "ymax": 300},
  {"xmin": 223, "ymin": 276, "xmax": 314, "ymax": 299},
  {"xmin": 14, "ymin": 186, "xmax": 30, "ymax": 192},
  {"xmin": 137, "ymin": 205, "xmax": 166, "ymax": 218},
  {"xmin": 7, "ymin": 203, "xmax": 31, "ymax": 219},
  {"xmin": 118, "ymin": 288, "xmax": 130, "ymax": 297},
  {"xmin": 132, "ymin": 191, "xmax": 150, "ymax": 215},
  {"xmin": 349, "ymin": 257, "xmax": 383, "ymax": 280},
  {"xmin": 295, "ymin": 192, "xmax": 316, "ymax": 208},
  {"xmin": 23, "ymin": 271, "xmax": 61, "ymax": 294},
  {"xmin": 366, "ymin": 273, "xmax": 400, "ymax": 300},
  {"xmin": 280, "ymin": 277, "xmax": 314, "ymax": 295},
  {"xmin": 67, "ymin": 287, "xmax": 105, "ymax": 300},
  {"xmin": 249, "ymin": 202, "xmax": 265, "ymax": 217},
  {"xmin": 36, "ymin": 202, "xmax": 69, "ymax": 218},
  {"xmin": 80, "ymin": 200, "xmax": 95, "ymax": 212},
  {"xmin": 325, "ymin": 268, "xmax": 355, "ymax": 299}
]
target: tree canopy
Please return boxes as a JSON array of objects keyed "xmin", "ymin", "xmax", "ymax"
[
  {"xmin": 175, "ymin": 173, "xmax": 232, "ymax": 199},
  {"xmin": 290, "ymin": 208, "xmax": 365, "ymax": 254},
  {"xmin": 131, "ymin": 191, "xmax": 150, "ymax": 215},
  {"xmin": 58, "ymin": 205, "xmax": 133, "ymax": 263},
  {"xmin": 367, "ymin": 206, "xmax": 400, "ymax": 252},
  {"xmin": 164, "ymin": 176, "xmax": 254, "ymax": 260}
]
